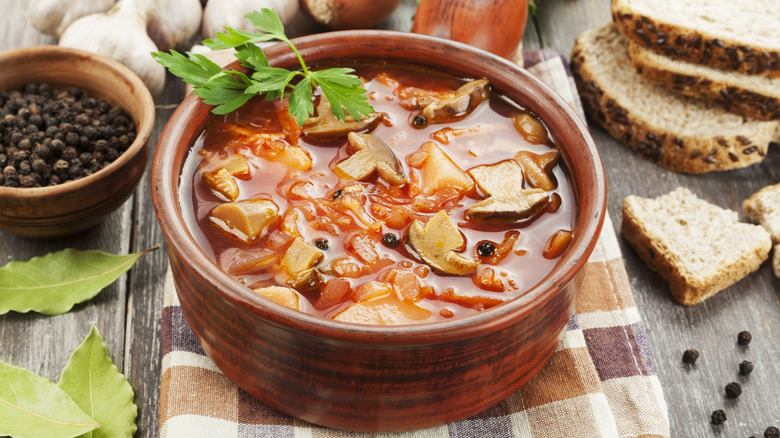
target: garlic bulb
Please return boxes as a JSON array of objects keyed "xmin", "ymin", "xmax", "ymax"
[
  {"xmin": 202, "ymin": 0, "xmax": 299, "ymax": 39},
  {"xmin": 59, "ymin": 0, "xmax": 165, "ymax": 97},
  {"xmin": 28, "ymin": 0, "xmax": 116, "ymax": 37},
  {"xmin": 300, "ymin": 0, "xmax": 401, "ymax": 30},
  {"xmin": 146, "ymin": 0, "xmax": 203, "ymax": 50}
]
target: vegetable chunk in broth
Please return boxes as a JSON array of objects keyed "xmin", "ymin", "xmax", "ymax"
[{"xmin": 179, "ymin": 64, "xmax": 575, "ymax": 325}]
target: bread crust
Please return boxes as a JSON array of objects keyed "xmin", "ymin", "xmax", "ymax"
[
  {"xmin": 628, "ymin": 42, "xmax": 780, "ymax": 121},
  {"xmin": 612, "ymin": 0, "xmax": 780, "ymax": 79},
  {"xmin": 622, "ymin": 191, "xmax": 771, "ymax": 305},
  {"xmin": 570, "ymin": 42, "xmax": 774, "ymax": 173}
]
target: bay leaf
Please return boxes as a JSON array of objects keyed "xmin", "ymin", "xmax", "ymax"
[
  {"xmin": 0, "ymin": 360, "xmax": 99, "ymax": 438},
  {"xmin": 0, "ymin": 246, "xmax": 157, "ymax": 315},
  {"xmin": 59, "ymin": 326, "xmax": 137, "ymax": 438}
]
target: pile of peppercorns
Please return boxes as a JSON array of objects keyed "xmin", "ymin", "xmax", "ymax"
[
  {"xmin": 0, "ymin": 82, "xmax": 135, "ymax": 188},
  {"xmin": 682, "ymin": 331, "xmax": 777, "ymax": 436}
]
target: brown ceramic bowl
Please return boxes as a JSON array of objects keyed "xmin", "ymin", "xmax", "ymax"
[
  {"xmin": 153, "ymin": 31, "xmax": 605, "ymax": 432},
  {"xmin": 0, "ymin": 46, "xmax": 154, "ymax": 239}
]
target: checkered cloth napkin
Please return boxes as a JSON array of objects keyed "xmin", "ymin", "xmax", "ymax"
[{"xmin": 159, "ymin": 49, "xmax": 670, "ymax": 438}]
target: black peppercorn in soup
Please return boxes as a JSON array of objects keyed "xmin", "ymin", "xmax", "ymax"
[{"xmin": 179, "ymin": 64, "xmax": 576, "ymax": 325}]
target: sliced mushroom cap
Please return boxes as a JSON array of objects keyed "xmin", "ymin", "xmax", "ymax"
[
  {"xmin": 281, "ymin": 237, "xmax": 326, "ymax": 293},
  {"xmin": 513, "ymin": 112, "xmax": 550, "ymax": 144},
  {"xmin": 209, "ymin": 199, "xmax": 279, "ymax": 242},
  {"xmin": 407, "ymin": 210, "xmax": 479, "ymax": 276},
  {"xmin": 201, "ymin": 155, "xmax": 250, "ymax": 201},
  {"xmin": 416, "ymin": 142, "xmax": 474, "ymax": 195},
  {"xmin": 303, "ymin": 95, "xmax": 383, "ymax": 142},
  {"xmin": 421, "ymin": 78, "xmax": 490, "ymax": 124},
  {"xmin": 467, "ymin": 160, "xmax": 549, "ymax": 222},
  {"xmin": 334, "ymin": 132, "xmax": 407, "ymax": 185},
  {"xmin": 515, "ymin": 150, "xmax": 560, "ymax": 191},
  {"xmin": 281, "ymin": 237, "xmax": 324, "ymax": 277},
  {"xmin": 253, "ymin": 286, "xmax": 300, "ymax": 310}
]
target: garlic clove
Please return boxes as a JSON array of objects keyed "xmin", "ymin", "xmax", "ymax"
[
  {"xmin": 300, "ymin": 0, "xmax": 401, "ymax": 30},
  {"xmin": 202, "ymin": 0, "xmax": 299, "ymax": 39},
  {"xmin": 59, "ymin": 0, "xmax": 165, "ymax": 97},
  {"xmin": 27, "ymin": 0, "xmax": 117, "ymax": 38},
  {"xmin": 146, "ymin": 0, "xmax": 203, "ymax": 50}
]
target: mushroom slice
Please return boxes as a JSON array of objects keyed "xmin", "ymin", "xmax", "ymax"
[
  {"xmin": 281, "ymin": 237, "xmax": 326, "ymax": 293},
  {"xmin": 281, "ymin": 237, "xmax": 324, "ymax": 277},
  {"xmin": 421, "ymin": 78, "xmax": 490, "ymax": 124},
  {"xmin": 416, "ymin": 142, "xmax": 474, "ymax": 195},
  {"xmin": 253, "ymin": 286, "xmax": 300, "ymax": 311},
  {"xmin": 201, "ymin": 155, "xmax": 250, "ymax": 201},
  {"xmin": 514, "ymin": 150, "xmax": 559, "ymax": 191},
  {"xmin": 407, "ymin": 210, "xmax": 479, "ymax": 276},
  {"xmin": 513, "ymin": 112, "xmax": 550, "ymax": 144},
  {"xmin": 467, "ymin": 160, "xmax": 549, "ymax": 222},
  {"xmin": 334, "ymin": 132, "xmax": 407, "ymax": 185},
  {"xmin": 303, "ymin": 96, "xmax": 383, "ymax": 142},
  {"xmin": 209, "ymin": 199, "xmax": 279, "ymax": 243}
]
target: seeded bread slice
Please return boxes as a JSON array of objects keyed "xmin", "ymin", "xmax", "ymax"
[
  {"xmin": 570, "ymin": 24, "xmax": 780, "ymax": 173},
  {"xmin": 612, "ymin": 0, "xmax": 780, "ymax": 78},
  {"xmin": 622, "ymin": 187, "xmax": 771, "ymax": 305},
  {"xmin": 743, "ymin": 182, "xmax": 780, "ymax": 277},
  {"xmin": 628, "ymin": 41, "xmax": 780, "ymax": 120}
]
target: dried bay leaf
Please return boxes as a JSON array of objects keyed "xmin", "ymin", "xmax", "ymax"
[
  {"xmin": 0, "ymin": 360, "xmax": 99, "ymax": 438},
  {"xmin": 0, "ymin": 247, "xmax": 157, "ymax": 315},
  {"xmin": 59, "ymin": 326, "xmax": 137, "ymax": 438}
]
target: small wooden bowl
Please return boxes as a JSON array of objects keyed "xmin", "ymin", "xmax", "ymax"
[
  {"xmin": 0, "ymin": 46, "xmax": 154, "ymax": 239},
  {"xmin": 153, "ymin": 31, "xmax": 605, "ymax": 432}
]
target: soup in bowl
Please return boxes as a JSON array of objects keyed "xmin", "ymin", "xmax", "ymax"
[{"xmin": 153, "ymin": 31, "xmax": 605, "ymax": 432}]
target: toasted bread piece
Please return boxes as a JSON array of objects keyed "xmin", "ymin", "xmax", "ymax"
[
  {"xmin": 743, "ymin": 182, "xmax": 780, "ymax": 277},
  {"xmin": 570, "ymin": 24, "xmax": 779, "ymax": 173},
  {"xmin": 612, "ymin": 0, "xmax": 780, "ymax": 78},
  {"xmin": 622, "ymin": 187, "xmax": 771, "ymax": 305},
  {"xmin": 628, "ymin": 41, "xmax": 780, "ymax": 120}
]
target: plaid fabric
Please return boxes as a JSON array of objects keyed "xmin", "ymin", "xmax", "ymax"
[{"xmin": 159, "ymin": 50, "xmax": 670, "ymax": 438}]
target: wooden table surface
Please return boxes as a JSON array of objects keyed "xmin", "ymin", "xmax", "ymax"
[{"xmin": 2, "ymin": 1, "xmax": 778, "ymax": 436}]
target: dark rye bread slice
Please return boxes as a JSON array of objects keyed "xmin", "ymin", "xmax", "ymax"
[
  {"xmin": 622, "ymin": 187, "xmax": 771, "ymax": 305},
  {"xmin": 612, "ymin": 0, "xmax": 780, "ymax": 78},
  {"xmin": 628, "ymin": 41, "xmax": 780, "ymax": 121},
  {"xmin": 570, "ymin": 24, "xmax": 780, "ymax": 173}
]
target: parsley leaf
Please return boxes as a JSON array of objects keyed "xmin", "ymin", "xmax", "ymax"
[{"xmin": 153, "ymin": 8, "xmax": 374, "ymax": 125}]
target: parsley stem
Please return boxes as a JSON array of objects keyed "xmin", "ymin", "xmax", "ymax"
[{"xmin": 283, "ymin": 37, "xmax": 310, "ymax": 76}]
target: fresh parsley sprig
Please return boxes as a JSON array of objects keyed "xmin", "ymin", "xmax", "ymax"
[{"xmin": 152, "ymin": 9, "xmax": 375, "ymax": 126}]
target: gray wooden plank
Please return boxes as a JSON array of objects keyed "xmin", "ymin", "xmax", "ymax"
[
  {"xmin": 0, "ymin": 0, "xmax": 132, "ymax": 402},
  {"xmin": 533, "ymin": 0, "xmax": 780, "ymax": 435},
  {"xmin": 124, "ymin": 78, "xmax": 183, "ymax": 438}
]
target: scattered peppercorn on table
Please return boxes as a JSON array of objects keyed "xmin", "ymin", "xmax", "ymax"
[{"xmin": 1, "ymin": 0, "xmax": 779, "ymax": 437}]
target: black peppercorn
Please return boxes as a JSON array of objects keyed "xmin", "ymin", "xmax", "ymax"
[
  {"xmin": 382, "ymin": 233, "xmax": 400, "ymax": 248},
  {"xmin": 739, "ymin": 360, "xmax": 753, "ymax": 376},
  {"xmin": 724, "ymin": 382, "xmax": 742, "ymax": 399},
  {"xmin": 332, "ymin": 189, "xmax": 343, "ymax": 200},
  {"xmin": 1, "ymin": 81, "xmax": 134, "ymax": 186},
  {"xmin": 765, "ymin": 426, "xmax": 780, "ymax": 438},
  {"xmin": 710, "ymin": 409, "xmax": 727, "ymax": 425},
  {"xmin": 411, "ymin": 114, "xmax": 428, "ymax": 128},
  {"xmin": 738, "ymin": 331, "xmax": 752, "ymax": 346},
  {"xmin": 477, "ymin": 241, "xmax": 496, "ymax": 257},
  {"xmin": 682, "ymin": 348, "xmax": 699, "ymax": 364},
  {"xmin": 314, "ymin": 238, "xmax": 329, "ymax": 250}
]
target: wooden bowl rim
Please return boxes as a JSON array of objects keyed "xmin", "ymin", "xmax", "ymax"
[
  {"xmin": 0, "ymin": 45, "xmax": 155, "ymax": 200},
  {"xmin": 153, "ymin": 30, "xmax": 606, "ymax": 345}
]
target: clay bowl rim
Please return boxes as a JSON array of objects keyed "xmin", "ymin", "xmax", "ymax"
[
  {"xmin": 153, "ymin": 30, "xmax": 606, "ymax": 346},
  {"xmin": 0, "ymin": 46, "xmax": 155, "ymax": 203}
]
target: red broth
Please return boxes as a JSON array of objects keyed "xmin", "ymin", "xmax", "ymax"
[{"xmin": 179, "ymin": 64, "xmax": 575, "ymax": 325}]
